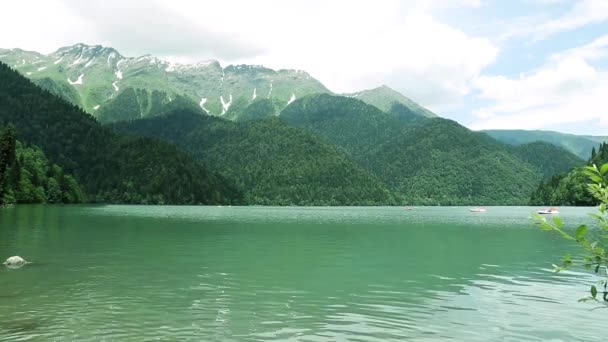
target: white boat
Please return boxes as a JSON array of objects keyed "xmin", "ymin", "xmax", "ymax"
[
  {"xmin": 470, "ymin": 208, "xmax": 487, "ymax": 212},
  {"xmin": 537, "ymin": 207, "xmax": 559, "ymax": 215}
]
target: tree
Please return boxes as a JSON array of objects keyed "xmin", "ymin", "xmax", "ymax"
[{"xmin": 535, "ymin": 162, "xmax": 608, "ymax": 304}]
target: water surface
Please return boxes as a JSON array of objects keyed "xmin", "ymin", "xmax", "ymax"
[{"xmin": 0, "ymin": 206, "xmax": 603, "ymax": 341}]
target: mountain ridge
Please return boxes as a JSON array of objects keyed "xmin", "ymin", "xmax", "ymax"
[
  {"xmin": 0, "ymin": 43, "xmax": 439, "ymax": 123},
  {"xmin": 483, "ymin": 129, "xmax": 608, "ymax": 159},
  {"xmin": 343, "ymin": 85, "xmax": 437, "ymax": 118}
]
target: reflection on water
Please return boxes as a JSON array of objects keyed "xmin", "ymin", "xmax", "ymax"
[{"xmin": 0, "ymin": 205, "xmax": 603, "ymax": 341}]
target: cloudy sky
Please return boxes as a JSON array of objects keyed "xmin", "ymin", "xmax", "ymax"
[{"xmin": 1, "ymin": 0, "xmax": 607, "ymax": 135}]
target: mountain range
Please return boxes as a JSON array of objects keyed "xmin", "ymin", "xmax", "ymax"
[
  {"xmin": 0, "ymin": 43, "xmax": 599, "ymax": 205},
  {"xmin": 0, "ymin": 44, "xmax": 436, "ymax": 123}
]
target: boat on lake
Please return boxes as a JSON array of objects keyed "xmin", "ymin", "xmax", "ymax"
[
  {"xmin": 470, "ymin": 207, "xmax": 487, "ymax": 212},
  {"xmin": 537, "ymin": 207, "xmax": 559, "ymax": 215}
]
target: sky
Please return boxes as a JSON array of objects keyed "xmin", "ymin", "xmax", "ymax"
[{"xmin": 0, "ymin": 0, "xmax": 607, "ymax": 135}]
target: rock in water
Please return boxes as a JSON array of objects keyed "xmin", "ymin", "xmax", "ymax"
[{"xmin": 4, "ymin": 256, "xmax": 27, "ymax": 268}]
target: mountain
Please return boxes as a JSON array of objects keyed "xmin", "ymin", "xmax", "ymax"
[
  {"xmin": 0, "ymin": 44, "xmax": 442, "ymax": 124},
  {"xmin": 224, "ymin": 98, "xmax": 282, "ymax": 122},
  {"xmin": 95, "ymin": 89, "xmax": 202, "ymax": 124},
  {"xmin": 0, "ymin": 61, "xmax": 241, "ymax": 204},
  {"xmin": 343, "ymin": 85, "xmax": 437, "ymax": 118},
  {"xmin": 280, "ymin": 94, "xmax": 413, "ymax": 161},
  {"xmin": 483, "ymin": 129, "xmax": 608, "ymax": 159},
  {"xmin": 364, "ymin": 119, "xmax": 542, "ymax": 205},
  {"xmin": 530, "ymin": 142, "xmax": 608, "ymax": 206},
  {"xmin": 511, "ymin": 142, "xmax": 583, "ymax": 179},
  {"xmin": 281, "ymin": 94, "xmax": 561, "ymax": 205},
  {"xmin": 111, "ymin": 110, "xmax": 398, "ymax": 205},
  {"xmin": 0, "ymin": 44, "xmax": 330, "ymax": 121}
]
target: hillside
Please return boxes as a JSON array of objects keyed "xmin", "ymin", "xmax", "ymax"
[
  {"xmin": 280, "ymin": 94, "xmax": 410, "ymax": 161},
  {"xmin": 281, "ymin": 94, "xmax": 558, "ymax": 205},
  {"xmin": 343, "ymin": 85, "xmax": 437, "ymax": 118},
  {"xmin": 511, "ymin": 141, "xmax": 583, "ymax": 178},
  {"xmin": 111, "ymin": 110, "xmax": 398, "ymax": 205},
  {"xmin": 0, "ymin": 61, "xmax": 241, "ymax": 204},
  {"xmin": 483, "ymin": 129, "xmax": 607, "ymax": 159},
  {"xmin": 365, "ymin": 119, "xmax": 542, "ymax": 205}
]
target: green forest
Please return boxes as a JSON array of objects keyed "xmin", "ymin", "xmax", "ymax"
[
  {"xmin": 280, "ymin": 94, "xmax": 580, "ymax": 205},
  {"xmin": 112, "ymin": 110, "xmax": 398, "ymax": 205},
  {"xmin": 0, "ymin": 125, "xmax": 83, "ymax": 204},
  {"xmin": 530, "ymin": 142, "xmax": 608, "ymax": 206},
  {"xmin": 114, "ymin": 94, "xmax": 583, "ymax": 206}
]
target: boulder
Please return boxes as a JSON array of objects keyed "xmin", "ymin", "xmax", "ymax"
[{"xmin": 4, "ymin": 256, "xmax": 27, "ymax": 268}]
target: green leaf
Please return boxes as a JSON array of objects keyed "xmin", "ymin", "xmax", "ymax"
[
  {"xmin": 591, "ymin": 285, "xmax": 598, "ymax": 298},
  {"xmin": 563, "ymin": 254, "xmax": 573, "ymax": 268},
  {"xmin": 600, "ymin": 163, "xmax": 608, "ymax": 176},
  {"xmin": 590, "ymin": 175, "xmax": 603, "ymax": 184},
  {"xmin": 575, "ymin": 225, "xmax": 588, "ymax": 241},
  {"xmin": 553, "ymin": 216, "xmax": 564, "ymax": 229}
]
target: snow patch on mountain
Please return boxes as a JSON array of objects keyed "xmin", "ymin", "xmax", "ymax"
[
  {"xmin": 252, "ymin": 88, "xmax": 257, "ymax": 100},
  {"xmin": 112, "ymin": 81, "xmax": 119, "ymax": 92},
  {"xmin": 84, "ymin": 57, "xmax": 96, "ymax": 68},
  {"xmin": 267, "ymin": 80, "xmax": 273, "ymax": 98},
  {"xmin": 288, "ymin": 93, "xmax": 296, "ymax": 105},
  {"xmin": 115, "ymin": 59, "xmax": 126, "ymax": 79},
  {"xmin": 220, "ymin": 95, "xmax": 233, "ymax": 115},
  {"xmin": 68, "ymin": 74, "xmax": 84, "ymax": 85},
  {"xmin": 54, "ymin": 56, "xmax": 64, "ymax": 65},
  {"xmin": 71, "ymin": 53, "xmax": 85, "ymax": 66},
  {"xmin": 165, "ymin": 60, "xmax": 215, "ymax": 72},
  {"xmin": 165, "ymin": 62, "xmax": 177, "ymax": 72},
  {"xmin": 107, "ymin": 52, "xmax": 116, "ymax": 67},
  {"xmin": 37, "ymin": 66, "xmax": 47, "ymax": 71},
  {"xmin": 199, "ymin": 97, "xmax": 210, "ymax": 114},
  {"xmin": 93, "ymin": 105, "xmax": 100, "ymax": 110}
]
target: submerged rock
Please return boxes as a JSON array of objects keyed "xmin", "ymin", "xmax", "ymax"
[{"xmin": 3, "ymin": 256, "xmax": 28, "ymax": 268}]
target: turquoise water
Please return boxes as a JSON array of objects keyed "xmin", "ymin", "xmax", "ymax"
[{"xmin": 0, "ymin": 205, "xmax": 603, "ymax": 341}]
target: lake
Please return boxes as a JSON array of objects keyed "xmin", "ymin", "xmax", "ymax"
[{"xmin": 0, "ymin": 205, "xmax": 603, "ymax": 341}]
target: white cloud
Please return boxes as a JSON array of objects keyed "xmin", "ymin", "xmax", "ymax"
[
  {"xmin": 191, "ymin": 0, "xmax": 497, "ymax": 107},
  {"xmin": 531, "ymin": 0, "xmax": 608, "ymax": 40},
  {"xmin": 0, "ymin": 0, "xmax": 88, "ymax": 53},
  {"xmin": 0, "ymin": 0, "xmax": 497, "ymax": 110},
  {"xmin": 499, "ymin": 0, "xmax": 608, "ymax": 42},
  {"xmin": 59, "ymin": 0, "xmax": 265, "ymax": 59},
  {"xmin": 470, "ymin": 35, "xmax": 608, "ymax": 133}
]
